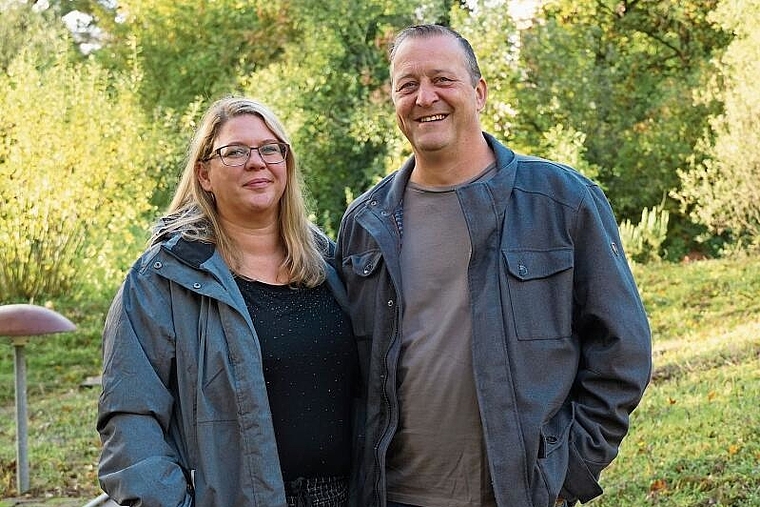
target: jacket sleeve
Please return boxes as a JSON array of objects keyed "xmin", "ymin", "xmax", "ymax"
[
  {"xmin": 562, "ymin": 184, "xmax": 652, "ymax": 503},
  {"xmin": 97, "ymin": 269, "xmax": 193, "ymax": 507}
]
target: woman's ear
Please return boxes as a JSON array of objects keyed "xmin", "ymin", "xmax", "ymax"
[{"xmin": 197, "ymin": 161, "xmax": 213, "ymax": 192}]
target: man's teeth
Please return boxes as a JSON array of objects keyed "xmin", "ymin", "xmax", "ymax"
[{"xmin": 420, "ymin": 114, "xmax": 446, "ymax": 122}]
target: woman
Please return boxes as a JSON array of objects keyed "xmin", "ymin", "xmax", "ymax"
[{"xmin": 97, "ymin": 96, "xmax": 360, "ymax": 507}]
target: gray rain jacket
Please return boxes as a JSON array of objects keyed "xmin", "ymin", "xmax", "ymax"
[
  {"xmin": 97, "ymin": 234, "xmax": 354, "ymax": 507},
  {"xmin": 335, "ymin": 133, "xmax": 652, "ymax": 507}
]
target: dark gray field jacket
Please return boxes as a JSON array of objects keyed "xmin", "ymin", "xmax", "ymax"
[
  {"xmin": 335, "ymin": 133, "xmax": 652, "ymax": 507},
  {"xmin": 97, "ymin": 235, "xmax": 353, "ymax": 506}
]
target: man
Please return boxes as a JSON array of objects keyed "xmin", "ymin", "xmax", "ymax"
[{"xmin": 336, "ymin": 24, "xmax": 652, "ymax": 507}]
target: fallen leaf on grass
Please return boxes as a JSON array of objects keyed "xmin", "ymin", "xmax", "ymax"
[{"xmin": 650, "ymin": 478, "xmax": 668, "ymax": 492}]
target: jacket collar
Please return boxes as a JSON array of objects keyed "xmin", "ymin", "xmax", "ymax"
[
  {"xmin": 157, "ymin": 234, "xmax": 232, "ymax": 290},
  {"xmin": 165, "ymin": 235, "xmax": 215, "ymax": 268},
  {"xmin": 364, "ymin": 132, "xmax": 519, "ymax": 215},
  {"xmin": 158, "ymin": 232, "xmax": 351, "ymax": 314}
]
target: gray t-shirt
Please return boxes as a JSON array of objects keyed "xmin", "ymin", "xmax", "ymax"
[{"xmin": 386, "ymin": 165, "xmax": 497, "ymax": 507}]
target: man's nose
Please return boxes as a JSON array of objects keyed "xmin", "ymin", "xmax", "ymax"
[{"xmin": 415, "ymin": 82, "xmax": 439, "ymax": 107}]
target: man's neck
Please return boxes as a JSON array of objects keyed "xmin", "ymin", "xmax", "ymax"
[{"xmin": 410, "ymin": 139, "xmax": 495, "ymax": 187}]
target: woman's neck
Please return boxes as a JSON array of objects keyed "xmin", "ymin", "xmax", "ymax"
[{"xmin": 220, "ymin": 218, "xmax": 288, "ymax": 285}]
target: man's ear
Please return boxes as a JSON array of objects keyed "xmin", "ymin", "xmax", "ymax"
[{"xmin": 475, "ymin": 78, "xmax": 488, "ymax": 112}]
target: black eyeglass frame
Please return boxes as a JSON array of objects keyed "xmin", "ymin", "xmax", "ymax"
[{"xmin": 203, "ymin": 142, "xmax": 289, "ymax": 166}]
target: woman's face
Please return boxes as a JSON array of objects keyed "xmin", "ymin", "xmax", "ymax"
[{"xmin": 197, "ymin": 114, "xmax": 288, "ymax": 225}]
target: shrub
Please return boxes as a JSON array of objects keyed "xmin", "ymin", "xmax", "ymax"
[
  {"xmin": 0, "ymin": 39, "xmax": 157, "ymax": 302},
  {"xmin": 619, "ymin": 205, "xmax": 670, "ymax": 263}
]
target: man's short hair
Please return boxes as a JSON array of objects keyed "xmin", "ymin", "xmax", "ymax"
[{"xmin": 389, "ymin": 24, "xmax": 482, "ymax": 86}]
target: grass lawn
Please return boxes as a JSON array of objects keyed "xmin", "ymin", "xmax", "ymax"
[{"xmin": 0, "ymin": 255, "xmax": 759, "ymax": 504}]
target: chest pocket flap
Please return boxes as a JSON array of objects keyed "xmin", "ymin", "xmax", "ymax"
[
  {"xmin": 504, "ymin": 248, "xmax": 573, "ymax": 280},
  {"xmin": 503, "ymin": 248, "xmax": 574, "ymax": 340},
  {"xmin": 347, "ymin": 249, "xmax": 383, "ymax": 278}
]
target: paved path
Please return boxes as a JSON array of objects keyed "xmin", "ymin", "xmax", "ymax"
[
  {"xmin": 0, "ymin": 499, "xmax": 83, "ymax": 507},
  {"xmin": 0, "ymin": 494, "xmax": 116, "ymax": 507}
]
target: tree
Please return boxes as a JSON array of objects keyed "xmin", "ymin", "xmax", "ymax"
[
  {"xmin": 56, "ymin": 0, "xmax": 424, "ymax": 232},
  {"xmin": 0, "ymin": 1, "xmax": 78, "ymax": 70},
  {"xmin": 87, "ymin": 0, "xmax": 297, "ymax": 112},
  {"xmin": 675, "ymin": 0, "xmax": 760, "ymax": 247},
  {"xmin": 514, "ymin": 0, "xmax": 730, "ymax": 256},
  {"xmin": 39, "ymin": 0, "xmax": 483, "ymax": 234},
  {"xmin": 451, "ymin": 2, "xmax": 521, "ymax": 144}
]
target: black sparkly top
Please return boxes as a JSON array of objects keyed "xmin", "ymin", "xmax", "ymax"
[{"xmin": 235, "ymin": 277, "xmax": 357, "ymax": 481}]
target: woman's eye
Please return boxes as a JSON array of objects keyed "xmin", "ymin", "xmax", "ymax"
[{"xmin": 224, "ymin": 147, "xmax": 248, "ymax": 157}]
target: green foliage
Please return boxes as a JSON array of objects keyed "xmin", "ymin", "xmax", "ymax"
[
  {"xmin": 0, "ymin": 31, "xmax": 157, "ymax": 302},
  {"xmin": 515, "ymin": 0, "xmax": 731, "ymax": 242},
  {"xmin": 451, "ymin": 2, "xmax": 521, "ymax": 143},
  {"xmin": 0, "ymin": 3, "xmax": 77, "ymax": 72},
  {"xmin": 538, "ymin": 124, "xmax": 601, "ymax": 182},
  {"xmin": 619, "ymin": 205, "xmax": 670, "ymax": 263},
  {"xmin": 92, "ymin": 0, "xmax": 297, "ymax": 111},
  {"xmin": 674, "ymin": 0, "xmax": 760, "ymax": 246},
  {"xmin": 10, "ymin": 0, "xmax": 749, "ymax": 255},
  {"xmin": 77, "ymin": 0, "xmax": 454, "ymax": 234}
]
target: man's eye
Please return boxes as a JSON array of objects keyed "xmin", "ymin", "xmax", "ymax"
[{"xmin": 397, "ymin": 82, "xmax": 416, "ymax": 92}]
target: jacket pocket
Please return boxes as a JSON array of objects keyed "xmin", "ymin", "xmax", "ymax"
[
  {"xmin": 341, "ymin": 249, "xmax": 385, "ymax": 340},
  {"xmin": 503, "ymin": 248, "xmax": 573, "ymax": 340},
  {"xmin": 532, "ymin": 406, "xmax": 573, "ymax": 507},
  {"xmin": 347, "ymin": 249, "xmax": 383, "ymax": 278}
]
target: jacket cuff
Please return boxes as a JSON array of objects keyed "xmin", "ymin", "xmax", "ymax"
[{"xmin": 561, "ymin": 441, "xmax": 604, "ymax": 503}]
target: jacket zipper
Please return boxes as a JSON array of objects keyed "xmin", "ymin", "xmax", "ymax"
[
  {"xmin": 374, "ymin": 317, "xmax": 399, "ymax": 506},
  {"xmin": 371, "ymin": 203, "xmax": 403, "ymax": 507}
]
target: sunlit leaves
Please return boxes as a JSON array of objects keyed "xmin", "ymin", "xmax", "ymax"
[
  {"xmin": 515, "ymin": 0, "xmax": 730, "ymax": 257},
  {"xmin": 0, "ymin": 28, "xmax": 157, "ymax": 301},
  {"xmin": 675, "ymin": 0, "xmax": 760, "ymax": 245},
  {"xmin": 451, "ymin": 2, "xmax": 522, "ymax": 143},
  {"xmin": 93, "ymin": 0, "xmax": 297, "ymax": 111}
]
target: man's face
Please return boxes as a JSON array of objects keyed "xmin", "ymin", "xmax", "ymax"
[{"xmin": 390, "ymin": 34, "xmax": 486, "ymax": 157}]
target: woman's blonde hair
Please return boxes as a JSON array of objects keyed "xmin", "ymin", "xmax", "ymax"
[{"xmin": 152, "ymin": 96, "xmax": 328, "ymax": 287}]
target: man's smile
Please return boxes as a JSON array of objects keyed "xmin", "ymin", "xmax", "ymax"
[{"xmin": 418, "ymin": 114, "xmax": 447, "ymax": 123}]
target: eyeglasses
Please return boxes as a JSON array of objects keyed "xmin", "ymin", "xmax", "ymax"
[{"xmin": 204, "ymin": 142, "xmax": 289, "ymax": 166}]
